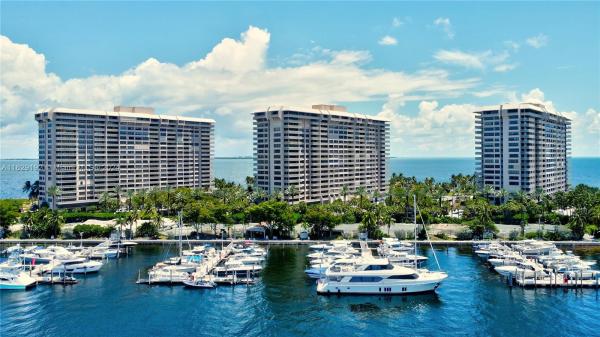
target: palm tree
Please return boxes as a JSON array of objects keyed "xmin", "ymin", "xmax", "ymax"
[
  {"xmin": 372, "ymin": 190, "xmax": 382, "ymax": 203},
  {"xmin": 285, "ymin": 185, "xmax": 299, "ymax": 203},
  {"xmin": 381, "ymin": 207, "xmax": 394, "ymax": 236},
  {"xmin": 252, "ymin": 188, "xmax": 267, "ymax": 203},
  {"xmin": 482, "ymin": 185, "xmax": 495, "ymax": 199},
  {"xmin": 47, "ymin": 210, "xmax": 64, "ymax": 239},
  {"xmin": 126, "ymin": 190, "xmax": 135, "ymax": 211},
  {"xmin": 149, "ymin": 207, "xmax": 163, "ymax": 234},
  {"xmin": 360, "ymin": 208, "xmax": 378, "ymax": 239},
  {"xmin": 533, "ymin": 187, "xmax": 545, "ymax": 203},
  {"xmin": 20, "ymin": 212, "xmax": 36, "ymax": 236},
  {"xmin": 99, "ymin": 192, "xmax": 112, "ymax": 212},
  {"xmin": 164, "ymin": 186, "xmax": 174, "ymax": 215},
  {"xmin": 115, "ymin": 214, "xmax": 127, "ymax": 239},
  {"xmin": 271, "ymin": 188, "xmax": 284, "ymax": 201},
  {"xmin": 340, "ymin": 185, "xmax": 350, "ymax": 203},
  {"xmin": 496, "ymin": 188, "xmax": 509, "ymax": 204},
  {"xmin": 126, "ymin": 210, "xmax": 140, "ymax": 240},
  {"xmin": 136, "ymin": 189, "xmax": 148, "ymax": 210},
  {"xmin": 22, "ymin": 180, "xmax": 33, "ymax": 196},
  {"xmin": 113, "ymin": 186, "xmax": 123, "ymax": 210},
  {"xmin": 245, "ymin": 176, "xmax": 255, "ymax": 193},
  {"xmin": 22, "ymin": 180, "xmax": 40, "ymax": 207},
  {"xmin": 47, "ymin": 185, "xmax": 61, "ymax": 210},
  {"xmin": 355, "ymin": 186, "xmax": 368, "ymax": 208}
]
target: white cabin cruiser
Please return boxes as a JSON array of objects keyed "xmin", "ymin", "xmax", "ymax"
[
  {"xmin": 0, "ymin": 263, "xmax": 37, "ymax": 290},
  {"xmin": 40, "ymin": 258, "xmax": 103, "ymax": 274},
  {"xmin": 494, "ymin": 260, "xmax": 545, "ymax": 278},
  {"xmin": 147, "ymin": 266, "xmax": 191, "ymax": 283},
  {"xmin": 383, "ymin": 250, "xmax": 428, "ymax": 267},
  {"xmin": 183, "ymin": 275, "xmax": 216, "ymax": 288},
  {"xmin": 377, "ymin": 238, "xmax": 414, "ymax": 254},
  {"xmin": 305, "ymin": 257, "xmax": 359, "ymax": 278},
  {"xmin": 316, "ymin": 257, "xmax": 447, "ymax": 295},
  {"xmin": 214, "ymin": 260, "xmax": 262, "ymax": 277}
]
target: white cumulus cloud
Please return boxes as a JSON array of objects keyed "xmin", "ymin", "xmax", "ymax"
[
  {"xmin": 526, "ymin": 34, "xmax": 549, "ymax": 48},
  {"xmin": 434, "ymin": 49, "xmax": 516, "ymax": 72},
  {"xmin": 377, "ymin": 88, "xmax": 599, "ymax": 157},
  {"xmin": 378, "ymin": 35, "xmax": 398, "ymax": 46},
  {"xmin": 0, "ymin": 27, "xmax": 479, "ymax": 158},
  {"xmin": 494, "ymin": 63, "xmax": 518, "ymax": 73},
  {"xmin": 433, "ymin": 17, "xmax": 454, "ymax": 39}
]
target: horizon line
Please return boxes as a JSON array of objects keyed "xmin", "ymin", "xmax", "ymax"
[{"xmin": 1, "ymin": 156, "xmax": 599, "ymax": 160}]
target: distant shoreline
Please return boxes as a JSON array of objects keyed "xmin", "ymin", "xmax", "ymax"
[{"xmin": 2, "ymin": 156, "xmax": 599, "ymax": 160}]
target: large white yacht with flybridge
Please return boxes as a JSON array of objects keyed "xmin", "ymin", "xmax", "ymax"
[
  {"xmin": 316, "ymin": 256, "xmax": 447, "ymax": 295},
  {"xmin": 316, "ymin": 195, "xmax": 448, "ymax": 295}
]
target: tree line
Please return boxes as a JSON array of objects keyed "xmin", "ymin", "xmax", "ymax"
[{"xmin": 1, "ymin": 175, "xmax": 599, "ymax": 240}]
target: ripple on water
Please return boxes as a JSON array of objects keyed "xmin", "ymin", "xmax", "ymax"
[{"xmin": 1, "ymin": 246, "xmax": 599, "ymax": 337}]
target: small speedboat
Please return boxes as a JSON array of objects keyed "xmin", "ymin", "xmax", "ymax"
[
  {"xmin": 37, "ymin": 273, "xmax": 78, "ymax": 284},
  {"xmin": 183, "ymin": 278, "xmax": 216, "ymax": 288}
]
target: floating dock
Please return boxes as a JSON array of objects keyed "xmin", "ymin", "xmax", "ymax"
[
  {"xmin": 137, "ymin": 242, "xmax": 234, "ymax": 285},
  {"xmin": 509, "ymin": 271, "xmax": 600, "ymax": 288}
]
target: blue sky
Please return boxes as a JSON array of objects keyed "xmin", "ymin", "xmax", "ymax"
[{"xmin": 1, "ymin": 1, "xmax": 598, "ymax": 158}]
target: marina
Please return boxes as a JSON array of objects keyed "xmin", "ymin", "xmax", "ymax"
[
  {"xmin": 473, "ymin": 240, "xmax": 600, "ymax": 288},
  {"xmin": 1, "ymin": 243, "xmax": 599, "ymax": 336}
]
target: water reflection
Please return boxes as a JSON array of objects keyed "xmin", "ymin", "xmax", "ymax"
[{"xmin": 331, "ymin": 292, "xmax": 443, "ymax": 314}]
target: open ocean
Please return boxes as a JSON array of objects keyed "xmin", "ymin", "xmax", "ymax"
[{"xmin": 0, "ymin": 157, "xmax": 598, "ymax": 199}]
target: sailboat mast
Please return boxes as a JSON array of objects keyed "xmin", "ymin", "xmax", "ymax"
[
  {"xmin": 178, "ymin": 211, "xmax": 183, "ymax": 258},
  {"xmin": 413, "ymin": 195, "xmax": 417, "ymax": 269}
]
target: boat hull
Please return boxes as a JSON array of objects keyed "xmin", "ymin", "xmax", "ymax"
[
  {"xmin": 316, "ymin": 279, "xmax": 443, "ymax": 295},
  {"xmin": 0, "ymin": 283, "xmax": 36, "ymax": 290}
]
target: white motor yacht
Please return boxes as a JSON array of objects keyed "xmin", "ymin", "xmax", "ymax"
[
  {"xmin": 377, "ymin": 238, "xmax": 414, "ymax": 254},
  {"xmin": 309, "ymin": 243, "xmax": 333, "ymax": 252},
  {"xmin": 40, "ymin": 258, "xmax": 103, "ymax": 274},
  {"xmin": 305, "ymin": 257, "xmax": 359, "ymax": 278},
  {"xmin": 383, "ymin": 250, "xmax": 428, "ymax": 266},
  {"xmin": 146, "ymin": 266, "xmax": 191, "ymax": 283},
  {"xmin": 183, "ymin": 245, "xmax": 206, "ymax": 256},
  {"xmin": 494, "ymin": 260, "xmax": 545, "ymax": 278},
  {"xmin": 0, "ymin": 263, "xmax": 37, "ymax": 290},
  {"xmin": 213, "ymin": 260, "xmax": 262, "ymax": 277},
  {"xmin": 316, "ymin": 257, "xmax": 447, "ymax": 295}
]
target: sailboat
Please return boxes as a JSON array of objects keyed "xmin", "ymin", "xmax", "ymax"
[{"xmin": 147, "ymin": 212, "xmax": 199, "ymax": 282}]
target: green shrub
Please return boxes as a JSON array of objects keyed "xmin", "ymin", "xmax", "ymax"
[
  {"xmin": 524, "ymin": 231, "xmax": 541, "ymax": 240},
  {"xmin": 72, "ymin": 224, "xmax": 113, "ymax": 238},
  {"xmin": 136, "ymin": 222, "xmax": 159, "ymax": 238},
  {"xmin": 62, "ymin": 212, "xmax": 118, "ymax": 223},
  {"xmin": 394, "ymin": 230, "xmax": 415, "ymax": 240},
  {"xmin": 543, "ymin": 230, "xmax": 572, "ymax": 241},
  {"xmin": 436, "ymin": 232, "xmax": 449, "ymax": 240},
  {"xmin": 456, "ymin": 229, "xmax": 473, "ymax": 240},
  {"xmin": 508, "ymin": 230, "xmax": 520, "ymax": 241}
]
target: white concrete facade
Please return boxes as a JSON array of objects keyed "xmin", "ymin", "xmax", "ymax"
[
  {"xmin": 253, "ymin": 105, "xmax": 390, "ymax": 203},
  {"xmin": 474, "ymin": 103, "xmax": 571, "ymax": 195},
  {"xmin": 35, "ymin": 107, "xmax": 215, "ymax": 208}
]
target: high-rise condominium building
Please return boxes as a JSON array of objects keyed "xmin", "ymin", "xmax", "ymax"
[
  {"xmin": 474, "ymin": 103, "xmax": 571, "ymax": 195},
  {"xmin": 35, "ymin": 106, "xmax": 214, "ymax": 209},
  {"xmin": 253, "ymin": 104, "xmax": 390, "ymax": 203}
]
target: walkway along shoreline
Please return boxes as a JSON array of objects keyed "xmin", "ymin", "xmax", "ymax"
[{"xmin": 1, "ymin": 239, "xmax": 599, "ymax": 248}]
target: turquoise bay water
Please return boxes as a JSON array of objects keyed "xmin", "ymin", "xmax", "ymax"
[
  {"xmin": 1, "ymin": 158, "xmax": 598, "ymax": 199},
  {"xmin": 1, "ymin": 245, "xmax": 599, "ymax": 337}
]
